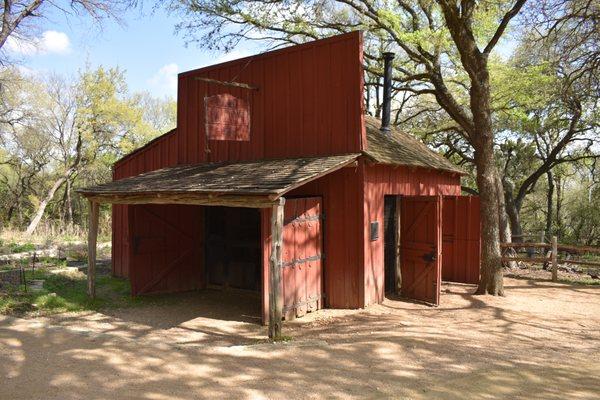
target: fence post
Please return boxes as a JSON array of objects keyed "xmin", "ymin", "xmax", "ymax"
[{"xmin": 551, "ymin": 236, "xmax": 558, "ymax": 282}]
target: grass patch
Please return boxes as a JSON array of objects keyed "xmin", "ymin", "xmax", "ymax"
[
  {"xmin": 0, "ymin": 241, "xmax": 36, "ymax": 255},
  {"xmin": 0, "ymin": 267, "xmax": 151, "ymax": 316}
]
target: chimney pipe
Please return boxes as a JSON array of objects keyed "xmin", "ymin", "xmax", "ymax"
[{"xmin": 380, "ymin": 51, "xmax": 395, "ymax": 133}]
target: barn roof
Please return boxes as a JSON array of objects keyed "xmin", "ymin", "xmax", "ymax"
[
  {"xmin": 79, "ymin": 153, "xmax": 359, "ymax": 207},
  {"xmin": 363, "ymin": 115, "xmax": 465, "ymax": 175}
]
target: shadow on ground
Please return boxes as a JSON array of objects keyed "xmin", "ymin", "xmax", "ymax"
[{"xmin": 1, "ymin": 278, "xmax": 598, "ymax": 399}]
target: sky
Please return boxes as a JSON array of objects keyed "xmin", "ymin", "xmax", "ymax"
[
  {"xmin": 5, "ymin": 4, "xmax": 518, "ymax": 101},
  {"xmin": 5, "ymin": 5, "xmax": 261, "ymax": 99}
]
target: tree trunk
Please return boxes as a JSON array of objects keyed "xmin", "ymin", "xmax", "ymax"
[
  {"xmin": 474, "ymin": 147, "xmax": 504, "ymax": 295},
  {"xmin": 503, "ymin": 181, "xmax": 523, "ymax": 242},
  {"xmin": 470, "ymin": 66, "xmax": 504, "ymax": 296},
  {"xmin": 25, "ymin": 174, "xmax": 69, "ymax": 236},
  {"xmin": 546, "ymin": 170, "xmax": 554, "ymax": 235},
  {"xmin": 496, "ymin": 175, "xmax": 517, "ymax": 269},
  {"xmin": 555, "ymin": 175, "xmax": 563, "ymax": 239},
  {"xmin": 66, "ymin": 178, "xmax": 73, "ymax": 226},
  {"xmin": 496, "ymin": 175, "xmax": 511, "ymax": 244}
]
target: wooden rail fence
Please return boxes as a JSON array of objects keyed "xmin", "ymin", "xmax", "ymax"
[{"xmin": 501, "ymin": 236, "xmax": 600, "ymax": 282}]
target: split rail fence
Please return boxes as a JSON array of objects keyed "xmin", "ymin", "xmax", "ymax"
[{"xmin": 501, "ymin": 235, "xmax": 600, "ymax": 282}]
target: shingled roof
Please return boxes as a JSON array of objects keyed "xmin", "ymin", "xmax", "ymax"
[
  {"xmin": 79, "ymin": 153, "xmax": 359, "ymax": 202},
  {"xmin": 363, "ymin": 115, "xmax": 465, "ymax": 175}
]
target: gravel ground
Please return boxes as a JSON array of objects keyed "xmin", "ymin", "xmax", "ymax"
[{"xmin": 0, "ymin": 277, "xmax": 598, "ymax": 399}]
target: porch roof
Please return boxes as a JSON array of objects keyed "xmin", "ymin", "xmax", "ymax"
[{"xmin": 78, "ymin": 153, "xmax": 359, "ymax": 207}]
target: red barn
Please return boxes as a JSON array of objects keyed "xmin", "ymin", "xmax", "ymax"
[{"xmin": 80, "ymin": 32, "xmax": 480, "ymax": 335}]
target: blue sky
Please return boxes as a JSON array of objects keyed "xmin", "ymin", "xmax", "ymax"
[
  {"xmin": 6, "ymin": 5, "xmax": 516, "ymax": 101},
  {"xmin": 6, "ymin": 6, "xmax": 260, "ymax": 99}
]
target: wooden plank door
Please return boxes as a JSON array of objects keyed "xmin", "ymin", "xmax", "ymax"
[
  {"xmin": 129, "ymin": 204, "xmax": 203, "ymax": 295},
  {"xmin": 281, "ymin": 197, "xmax": 323, "ymax": 320},
  {"xmin": 442, "ymin": 196, "xmax": 481, "ymax": 284},
  {"xmin": 400, "ymin": 196, "xmax": 442, "ymax": 305}
]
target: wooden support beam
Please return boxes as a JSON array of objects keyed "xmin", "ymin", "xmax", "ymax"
[
  {"xmin": 269, "ymin": 197, "xmax": 285, "ymax": 339},
  {"xmin": 83, "ymin": 193, "xmax": 277, "ymax": 209},
  {"xmin": 395, "ymin": 196, "xmax": 402, "ymax": 294},
  {"xmin": 87, "ymin": 200, "xmax": 99, "ymax": 299},
  {"xmin": 500, "ymin": 256, "xmax": 549, "ymax": 263},
  {"xmin": 551, "ymin": 236, "xmax": 558, "ymax": 282},
  {"xmin": 501, "ymin": 242, "xmax": 551, "ymax": 249}
]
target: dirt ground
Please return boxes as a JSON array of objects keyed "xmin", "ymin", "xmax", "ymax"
[{"xmin": 1, "ymin": 277, "xmax": 598, "ymax": 400}]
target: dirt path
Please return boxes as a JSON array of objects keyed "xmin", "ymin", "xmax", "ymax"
[{"xmin": 1, "ymin": 278, "xmax": 598, "ymax": 399}]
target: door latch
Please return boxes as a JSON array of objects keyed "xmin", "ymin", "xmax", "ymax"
[{"xmin": 422, "ymin": 252, "xmax": 437, "ymax": 262}]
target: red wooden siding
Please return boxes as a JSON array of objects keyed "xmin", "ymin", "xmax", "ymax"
[
  {"xmin": 128, "ymin": 204, "xmax": 203, "ymax": 295},
  {"xmin": 442, "ymin": 196, "xmax": 481, "ymax": 284},
  {"xmin": 113, "ymin": 33, "xmax": 365, "ymax": 278},
  {"xmin": 177, "ymin": 31, "xmax": 365, "ymax": 164},
  {"xmin": 112, "ymin": 130, "xmax": 179, "ymax": 277},
  {"xmin": 261, "ymin": 166, "xmax": 363, "ymax": 322},
  {"xmin": 362, "ymin": 162, "xmax": 461, "ymax": 306}
]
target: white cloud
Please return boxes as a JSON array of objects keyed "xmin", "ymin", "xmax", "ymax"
[
  {"xmin": 40, "ymin": 31, "xmax": 71, "ymax": 54},
  {"xmin": 148, "ymin": 63, "xmax": 179, "ymax": 99},
  {"xmin": 5, "ymin": 30, "xmax": 71, "ymax": 56}
]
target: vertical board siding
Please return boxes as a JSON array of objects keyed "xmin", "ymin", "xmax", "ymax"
[
  {"xmin": 177, "ymin": 31, "xmax": 364, "ymax": 163},
  {"xmin": 128, "ymin": 204, "xmax": 204, "ymax": 295},
  {"xmin": 442, "ymin": 196, "xmax": 481, "ymax": 284},
  {"xmin": 111, "ymin": 33, "xmax": 364, "ymax": 280},
  {"xmin": 111, "ymin": 130, "xmax": 179, "ymax": 277},
  {"xmin": 362, "ymin": 162, "xmax": 461, "ymax": 306},
  {"xmin": 285, "ymin": 166, "xmax": 363, "ymax": 309},
  {"xmin": 262, "ymin": 167, "xmax": 363, "ymax": 320}
]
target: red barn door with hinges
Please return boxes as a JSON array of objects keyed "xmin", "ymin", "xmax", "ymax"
[
  {"xmin": 129, "ymin": 204, "xmax": 203, "ymax": 295},
  {"xmin": 442, "ymin": 196, "xmax": 481, "ymax": 284},
  {"xmin": 281, "ymin": 197, "xmax": 324, "ymax": 320},
  {"xmin": 400, "ymin": 196, "xmax": 442, "ymax": 305}
]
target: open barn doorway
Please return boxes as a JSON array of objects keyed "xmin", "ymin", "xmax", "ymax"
[
  {"xmin": 384, "ymin": 195, "xmax": 400, "ymax": 296},
  {"xmin": 204, "ymin": 206, "xmax": 262, "ymax": 318},
  {"xmin": 383, "ymin": 195, "xmax": 482, "ymax": 306}
]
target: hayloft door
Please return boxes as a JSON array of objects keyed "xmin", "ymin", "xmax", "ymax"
[{"xmin": 400, "ymin": 196, "xmax": 442, "ymax": 305}]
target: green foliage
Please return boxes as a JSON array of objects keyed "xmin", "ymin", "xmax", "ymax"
[{"xmin": 0, "ymin": 65, "xmax": 176, "ymax": 232}]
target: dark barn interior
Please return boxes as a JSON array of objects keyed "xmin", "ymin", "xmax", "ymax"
[{"xmin": 204, "ymin": 207, "xmax": 262, "ymax": 292}]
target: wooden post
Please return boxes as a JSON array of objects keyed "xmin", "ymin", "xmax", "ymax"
[
  {"xmin": 395, "ymin": 196, "xmax": 402, "ymax": 294},
  {"xmin": 269, "ymin": 197, "xmax": 285, "ymax": 339},
  {"xmin": 551, "ymin": 236, "xmax": 558, "ymax": 282},
  {"xmin": 87, "ymin": 200, "xmax": 99, "ymax": 298}
]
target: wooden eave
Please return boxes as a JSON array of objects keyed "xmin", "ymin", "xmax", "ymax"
[{"xmin": 79, "ymin": 153, "xmax": 360, "ymax": 208}]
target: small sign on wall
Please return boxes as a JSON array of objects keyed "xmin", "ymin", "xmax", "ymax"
[
  {"xmin": 370, "ymin": 221, "xmax": 379, "ymax": 241},
  {"xmin": 205, "ymin": 93, "xmax": 251, "ymax": 141}
]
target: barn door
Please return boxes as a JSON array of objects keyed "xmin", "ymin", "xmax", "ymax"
[
  {"xmin": 442, "ymin": 196, "xmax": 481, "ymax": 284},
  {"xmin": 129, "ymin": 204, "xmax": 203, "ymax": 295},
  {"xmin": 281, "ymin": 197, "xmax": 323, "ymax": 320},
  {"xmin": 400, "ymin": 196, "xmax": 442, "ymax": 305}
]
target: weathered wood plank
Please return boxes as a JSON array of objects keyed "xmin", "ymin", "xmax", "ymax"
[
  {"xmin": 551, "ymin": 236, "xmax": 558, "ymax": 282},
  {"xmin": 85, "ymin": 193, "xmax": 277, "ymax": 208},
  {"xmin": 395, "ymin": 196, "xmax": 402, "ymax": 293},
  {"xmin": 269, "ymin": 197, "xmax": 285, "ymax": 339},
  {"xmin": 87, "ymin": 200, "xmax": 99, "ymax": 298}
]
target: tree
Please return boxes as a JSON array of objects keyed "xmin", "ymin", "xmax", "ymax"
[
  {"xmin": 168, "ymin": 0, "xmax": 531, "ymax": 295},
  {"xmin": 0, "ymin": 0, "xmax": 138, "ymax": 62},
  {"xmin": 0, "ymin": 67, "xmax": 51, "ymax": 226},
  {"xmin": 529, "ymin": 0, "xmax": 599, "ymax": 92},
  {"xmin": 24, "ymin": 66, "xmax": 149, "ymax": 235}
]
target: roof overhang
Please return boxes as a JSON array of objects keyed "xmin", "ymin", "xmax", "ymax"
[{"xmin": 78, "ymin": 154, "xmax": 360, "ymax": 208}]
